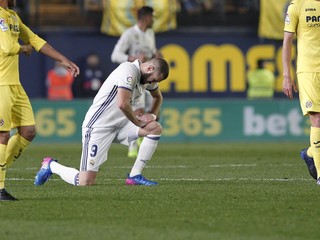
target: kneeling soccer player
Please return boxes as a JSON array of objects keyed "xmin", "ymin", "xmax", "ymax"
[{"xmin": 34, "ymin": 58, "xmax": 169, "ymax": 186}]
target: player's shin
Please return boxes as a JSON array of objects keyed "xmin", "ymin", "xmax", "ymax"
[
  {"xmin": 50, "ymin": 161, "xmax": 80, "ymax": 186},
  {"xmin": 6, "ymin": 133, "xmax": 30, "ymax": 168},
  {"xmin": 0, "ymin": 144, "xmax": 7, "ymax": 189},
  {"xmin": 129, "ymin": 134, "xmax": 160, "ymax": 177},
  {"xmin": 310, "ymin": 127, "xmax": 320, "ymax": 179}
]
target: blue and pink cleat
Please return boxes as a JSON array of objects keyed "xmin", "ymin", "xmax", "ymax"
[
  {"xmin": 125, "ymin": 174, "xmax": 157, "ymax": 186},
  {"xmin": 34, "ymin": 157, "xmax": 57, "ymax": 186}
]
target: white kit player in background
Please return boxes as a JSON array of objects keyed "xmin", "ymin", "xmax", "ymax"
[
  {"xmin": 111, "ymin": 6, "xmax": 163, "ymax": 158},
  {"xmin": 34, "ymin": 58, "xmax": 169, "ymax": 186}
]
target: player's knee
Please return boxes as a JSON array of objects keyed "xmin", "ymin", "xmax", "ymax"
[
  {"xmin": 28, "ymin": 127, "xmax": 37, "ymax": 140},
  {"xmin": 79, "ymin": 181, "xmax": 95, "ymax": 186},
  {"xmin": 79, "ymin": 171, "xmax": 96, "ymax": 186},
  {"xmin": 19, "ymin": 126, "xmax": 37, "ymax": 141},
  {"xmin": 310, "ymin": 112, "xmax": 320, "ymax": 127},
  {"xmin": 0, "ymin": 131, "xmax": 10, "ymax": 144},
  {"xmin": 148, "ymin": 121, "xmax": 162, "ymax": 135},
  {"xmin": 79, "ymin": 178, "xmax": 95, "ymax": 186}
]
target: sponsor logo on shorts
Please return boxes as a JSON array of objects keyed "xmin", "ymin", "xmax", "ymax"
[
  {"xmin": 305, "ymin": 100, "xmax": 313, "ymax": 108},
  {"xmin": 89, "ymin": 159, "xmax": 95, "ymax": 166},
  {"xmin": 0, "ymin": 18, "xmax": 8, "ymax": 31},
  {"xmin": 0, "ymin": 119, "xmax": 4, "ymax": 126}
]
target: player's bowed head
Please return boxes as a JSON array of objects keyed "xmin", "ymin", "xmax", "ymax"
[{"xmin": 140, "ymin": 58, "xmax": 169, "ymax": 84}]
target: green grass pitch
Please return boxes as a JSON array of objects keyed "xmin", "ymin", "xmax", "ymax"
[{"xmin": 1, "ymin": 142, "xmax": 320, "ymax": 240}]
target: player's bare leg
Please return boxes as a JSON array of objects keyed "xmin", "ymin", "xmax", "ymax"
[{"xmin": 79, "ymin": 171, "xmax": 97, "ymax": 186}]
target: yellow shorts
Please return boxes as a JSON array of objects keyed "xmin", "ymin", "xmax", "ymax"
[
  {"xmin": 297, "ymin": 72, "xmax": 320, "ymax": 116},
  {"xmin": 0, "ymin": 85, "xmax": 35, "ymax": 131}
]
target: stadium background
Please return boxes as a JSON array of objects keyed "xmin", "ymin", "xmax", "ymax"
[{"xmin": 15, "ymin": 0, "xmax": 305, "ymax": 143}]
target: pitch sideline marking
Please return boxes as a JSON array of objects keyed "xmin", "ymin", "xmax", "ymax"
[
  {"xmin": 12, "ymin": 163, "xmax": 297, "ymax": 171},
  {"xmin": 6, "ymin": 177, "xmax": 313, "ymax": 182}
]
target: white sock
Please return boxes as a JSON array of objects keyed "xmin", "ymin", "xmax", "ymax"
[
  {"xmin": 129, "ymin": 135, "xmax": 160, "ymax": 177},
  {"xmin": 50, "ymin": 161, "xmax": 79, "ymax": 186}
]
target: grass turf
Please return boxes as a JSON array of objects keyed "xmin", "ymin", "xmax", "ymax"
[{"xmin": 1, "ymin": 142, "xmax": 319, "ymax": 240}]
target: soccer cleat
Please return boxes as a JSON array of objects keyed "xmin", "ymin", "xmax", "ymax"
[
  {"xmin": 125, "ymin": 174, "xmax": 158, "ymax": 186},
  {"xmin": 137, "ymin": 137, "xmax": 143, "ymax": 147},
  {"xmin": 0, "ymin": 188, "xmax": 18, "ymax": 201},
  {"xmin": 317, "ymin": 178, "xmax": 320, "ymax": 185},
  {"xmin": 34, "ymin": 157, "xmax": 57, "ymax": 186},
  {"xmin": 300, "ymin": 148, "xmax": 317, "ymax": 180},
  {"xmin": 128, "ymin": 148, "xmax": 138, "ymax": 158}
]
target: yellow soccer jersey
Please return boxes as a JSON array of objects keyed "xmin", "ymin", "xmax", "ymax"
[
  {"xmin": 0, "ymin": 7, "xmax": 46, "ymax": 85},
  {"xmin": 284, "ymin": 0, "xmax": 320, "ymax": 73}
]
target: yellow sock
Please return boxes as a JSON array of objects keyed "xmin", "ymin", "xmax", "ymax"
[
  {"xmin": 310, "ymin": 126, "xmax": 320, "ymax": 179},
  {"xmin": 6, "ymin": 133, "xmax": 30, "ymax": 168},
  {"xmin": 0, "ymin": 144, "xmax": 7, "ymax": 189},
  {"xmin": 307, "ymin": 147, "xmax": 313, "ymax": 157}
]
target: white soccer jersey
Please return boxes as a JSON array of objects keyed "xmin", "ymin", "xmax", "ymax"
[
  {"xmin": 82, "ymin": 60, "xmax": 158, "ymax": 128},
  {"xmin": 111, "ymin": 24, "xmax": 157, "ymax": 63}
]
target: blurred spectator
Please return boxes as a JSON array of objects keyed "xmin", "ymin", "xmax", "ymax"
[
  {"xmin": 22, "ymin": 0, "xmax": 259, "ymax": 29},
  {"xmin": 227, "ymin": 0, "xmax": 259, "ymax": 14},
  {"xmin": 179, "ymin": 0, "xmax": 218, "ymax": 15},
  {"xmin": 202, "ymin": 0, "xmax": 215, "ymax": 12},
  {"xmin": 180, "ymin": 0, "xmax": 202, "ymax": 15},
  {"xmin": 47, "ymin": 61, "xmax": 74, "ymax": 100},
  {"xmin": 247, "ymin": 59, "xmax": 275, "ymax": 99},
  {"xmin": 78, "ymin": 53, "xmax": 104, "ymax": 98}
]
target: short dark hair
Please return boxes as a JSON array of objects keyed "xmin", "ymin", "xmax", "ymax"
[
  {"xmin": 137, "ymin": 6, "xmax": 154, "ymax": 20},
  {"xmin": 155, "ymin": 58, "xmax": 169, "ymax": 80}
]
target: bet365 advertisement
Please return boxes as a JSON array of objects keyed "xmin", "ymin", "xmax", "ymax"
[{"xmin": 30, "ymin": 99, "xmax": 309, "ymax": 143}]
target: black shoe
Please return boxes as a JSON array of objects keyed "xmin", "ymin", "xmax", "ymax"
[{"xmin": 0, "ymin": 188, "xmax": 18, "ymax": 201}]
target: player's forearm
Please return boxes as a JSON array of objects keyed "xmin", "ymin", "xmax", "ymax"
[
  {"xmin": 39, "ymin": 43, "xmax": 68, "ymax": 62},
  {"xmin": 111, "ymin": 47, "xmax": 128, "ymax": 63},
  {"xmin": 120, "ymin": 104, "xmax": 143, "ymax": 126},
  {"xmin": 149, "ymin": 95, "xmax": 163, "ymax": 117},
  {"xmin": 282, "ymin": 33, "xmax": 294, "ymax": 78},
  {"xmin": 282, "ymin": 48, "xmax": 292, "ymax": 78}
]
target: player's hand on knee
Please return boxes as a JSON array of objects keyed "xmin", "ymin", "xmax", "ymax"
[
  {"xmin": 141, "ymin": 121, "xmax": 162, "ymax": 135},
  {"xmin": 137, "ymin": 113, "xmax": 156, "ymax": 127}
]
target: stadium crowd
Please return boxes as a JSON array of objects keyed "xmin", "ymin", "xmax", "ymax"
[{"xmin": 14, "ymin": 0, "xmax": 259, "ymax": 28}]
